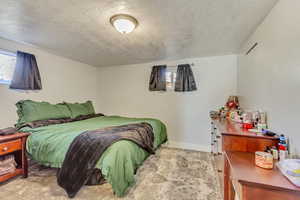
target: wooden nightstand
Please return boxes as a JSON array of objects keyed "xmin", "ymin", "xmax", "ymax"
[{"xmin": 0, "ymin": 132, "xmax": 30, "ymax": 183}]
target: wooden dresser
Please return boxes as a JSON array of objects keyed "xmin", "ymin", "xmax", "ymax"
[
  {"xmin": 224, "ymin": 151, "xmax": 300, "ymax": 200},
  {"xmin": 211, "ymin": 119, "xmax": 279, "ymax": 153},
  {"xmin": 0, "ymin": 132, "xmax": 30, "ymax": 183},
  {"xmin": 211, "ymin": 119, "xmax": 279, "ymax": 172},
  {"xmin": 211, "ymin": 120, "xmax": 294, "ymax": 200}
]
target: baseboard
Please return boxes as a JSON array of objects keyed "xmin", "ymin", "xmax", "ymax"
[{"xmin": 163, "ymin": 141, "xmax": 210, "ymax": 152}]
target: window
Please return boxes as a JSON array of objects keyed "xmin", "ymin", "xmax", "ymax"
[
  {"xmin": 0, "ymin": 50, "xmax": 16, "ymax": 84},
  {"xmin": 166, "ymin": 68, "xmax": 177, "ymax": 90}
]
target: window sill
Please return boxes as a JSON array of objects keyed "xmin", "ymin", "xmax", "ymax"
[{"xmin": 0, "ymin": 80, "xmax": 11, "ymax": 85}]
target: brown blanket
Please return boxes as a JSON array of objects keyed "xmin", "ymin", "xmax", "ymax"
[{"xmin": 57, "ymin": 122, "xmax": 154, "ymax": 198}]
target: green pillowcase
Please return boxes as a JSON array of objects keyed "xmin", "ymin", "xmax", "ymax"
[
  {"xmin": 64, "ymin": 101, "xmax": 95, "ymax": 118},
  {"xmin": 16, "ymin": 100, "xmax": 72, "ymax": 127}
]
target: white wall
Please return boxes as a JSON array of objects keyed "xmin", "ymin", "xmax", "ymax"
[
  {"xmin": 0, "ymin": 37, "xmax": 237, "ymax": 152},
  {"xmin": 97, "ymin": 55, "xmax": 237, "ymax": 151},
  {"xmin": 0, "ymin": 38, "xmax": 99, "ymax": 128},
  {"xmin": 238, "ymin": 1, "xmax": 300, "ymax": 156}
]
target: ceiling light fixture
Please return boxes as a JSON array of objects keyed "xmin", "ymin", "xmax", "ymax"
[{"xmin": 110, "ymin": 14, "xmax": 138, "ymax": 34}]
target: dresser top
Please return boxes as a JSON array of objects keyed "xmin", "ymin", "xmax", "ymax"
[
  {"xmin": 225, "ymin": 151, "xmax": 300, "ymax": 193},
  {"xmin": 0, "ymin": 132, "xmax": 30, "ymax": 143},
  {"xmin": 213, "ymin": 119, "xmax": 279, "ymax": 140}
]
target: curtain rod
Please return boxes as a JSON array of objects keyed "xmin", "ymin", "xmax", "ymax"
[
  {"xmin": 162, "ymin": 63, "xmax": 195, "ymax": 67},
  {"xmin": 180, "ymin": 63, "xmax": 195, "ymax": 66}
]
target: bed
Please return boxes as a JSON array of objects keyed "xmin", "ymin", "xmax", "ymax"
[{"xmin": 20, "ymin": 115, "xmax": 167, "ymax": 197}]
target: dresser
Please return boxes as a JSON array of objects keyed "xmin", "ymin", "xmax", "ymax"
[
  {"xmin": 211, "ymin": 119, "xmax": 279, "ymax": 153},
  {"xmin": 211, "ymin": 119, "xmax": 279, "ymax": 170},
  {"xmin": 0, "ymin": 132, "xmax": 30, "ymax": 183},
  {"xmin": 210, "ymin": 119, "xmax": 280, "ymax": 199},
  {"xmin": 224, "ymin": 151, "xmax": 300, "ymax": 200}
]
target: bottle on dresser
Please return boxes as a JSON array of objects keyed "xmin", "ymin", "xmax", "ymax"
[{"xmin": 278, "ymin": 134, "xmax": 289, "ymax": 160}]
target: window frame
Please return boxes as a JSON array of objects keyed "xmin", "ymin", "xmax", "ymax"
[{"xmin": 0, "ymin": 49, "xmax": 17, "ymax": 85}]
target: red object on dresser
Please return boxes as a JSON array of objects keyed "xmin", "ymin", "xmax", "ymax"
[{"xmin": 242, "ymin": 123, "xmax": 253, "ymax": 130}]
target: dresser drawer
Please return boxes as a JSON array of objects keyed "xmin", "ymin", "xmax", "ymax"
[{"xmin": 0, "ymin": 139, "xmax": 22, "ymax": 156}]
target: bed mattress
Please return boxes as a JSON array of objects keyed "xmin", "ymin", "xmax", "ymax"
[{"xmin": 21, "ymin": 115, "xmax": 167, "ymax": 197}]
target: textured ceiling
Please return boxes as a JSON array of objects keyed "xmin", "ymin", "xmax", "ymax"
[{"xmin": 0, "ymin": 0, "xmax": 278, "ymax": 67}]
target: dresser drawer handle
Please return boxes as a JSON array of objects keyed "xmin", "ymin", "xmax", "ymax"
[{"xmin": 2, "ymin": 147, "xmax": 9, "ymax": 152}]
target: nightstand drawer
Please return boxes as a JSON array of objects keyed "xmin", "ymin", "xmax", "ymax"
[{"xmin": 0, "ymin": 139, "xmax": 22, "ymax": 156}]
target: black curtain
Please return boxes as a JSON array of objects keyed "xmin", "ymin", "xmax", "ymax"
[
  {"xmin": 175, "ymin": 64, "xmax": 197, "ymax": 92},
  {"xmin": 9, "ymin": 51, "xmax": 42, "ymax": 90},
  {"xmin": 149, "ymin": 65, "xmax": 167, "ymax": 91}
]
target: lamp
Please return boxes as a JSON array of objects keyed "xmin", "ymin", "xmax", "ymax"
[{"xmin": 110, "ymin": 14, "xmax": 138, "ymax": 34}]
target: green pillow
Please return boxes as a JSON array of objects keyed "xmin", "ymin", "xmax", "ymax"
[
  {"xmin": 16, "ymin": 100, "xmax": 72, "ymax": 127},
  {"xmin": 64, "ymin": 101, "xmax": 95, "ymax": 118}
]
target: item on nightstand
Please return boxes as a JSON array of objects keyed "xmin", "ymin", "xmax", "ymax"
[
  {"xmin": 248, "ymin": 129, "xmax": 260, "ymax": 133},
  {"xmin": 257, "ymin": 123, "xmax": 268, "ymax": 131},
  {"xmin": 233, "ymin": 115, "xmax": 243, "ymax": 123},
  {"xmin": 277, "ymin": 159, "xmax": 300, "ymax": 187},
  {"xmin": 242, "ymin": 112, "xmax": 253, "ymax": 129},
  {"xmin": 271, "ymin": 147, "xmax": 279, "ymax": 160},
  {"xmin": 228, "ymin": 110, "xmax": 236, "ymax": 120},
  {"xmin": 279, "ymin": 134, "xmax": 288, "ymax": 146},
  {"xmin": 259, "ymin": 111, "xmax": 267, "ymax": 123},
  {"xmin": 252, "ymin": 111, "xmax": 260, "ymax": 127},
  {"xmin": 281, "ymin": 159, "xmax": 300, "ymax": 177},
  {"xmin": 242, "ymin": 112, "xmax": 252, "ymax": 123},
  {"xmin": 0, "ymin": 127, "xmax": 17, "ymax": 136},
  {"xmin": 262, "ymin": 130, "xmax": 277, "ymax": 137},
  {"xmin": 278, "ymin": 134, "xmax": 288, "ymax": 159},
  {"xmin": 219, "ymin": 107, "xmax": 227, "ymax": 119},
  {"xmin": 279, "ymin": 150, "xmax": 288, "ymax": 161},
  {"xmin": 0, "ymin": 155, "xmax": 17, "ymax": 176},
  {"xmin": 265, "ymin": 146, "xmax": 272, "ymax": 154},
  {"xmin": 243, "ymin": 123, "xmax": 253, "ymax": 129},
  {"xmin": 209, "ymin": 111, "xmax": 219, "ymax": 119},
  {"xmin": 226, "ymin": 96, "xmax": 239, "ymax": 109},
  {"xmin": 255, "ymin": 151, "xmax": 274, "ymax": 169}
]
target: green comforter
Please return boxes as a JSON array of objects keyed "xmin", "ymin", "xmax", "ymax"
[{"xmin": 21, "ymin": 116, "xmax": 167, "ymax": 197}]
